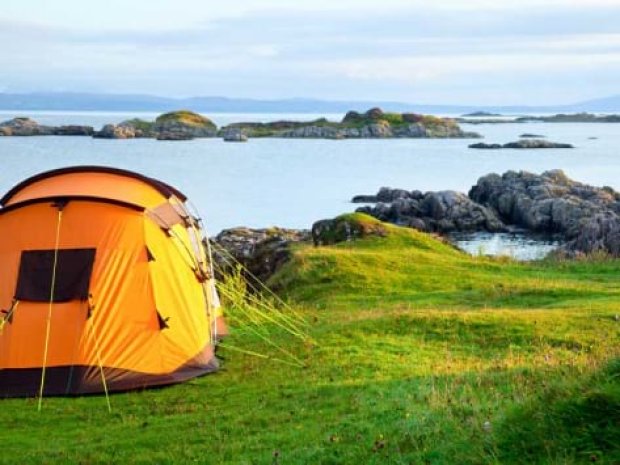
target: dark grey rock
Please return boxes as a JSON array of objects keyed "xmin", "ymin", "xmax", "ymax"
[
  {"xmin": 469, "ymin": 169, "xmax": 620, "ymax": 242},
  {"xmin": 213, "ymin": 227, "xmax": 310, "ymax": 282},
  {"xmin": 352, "ymin": 195, "xmax": 379, "ymax": 203},
  {"xmin": 469, "ymin": 140, "xmax": 573, "ymax": 149},
  {"xmin": 503, "ymin": 139, "xmax": 573, "ymax": 149},
  {"xmin": 353, "ymin": 188, "xmax": 504, "ymax": 233},
  {"xmin": 377, "ymin": 187, "xmax": 411, "ymax": 202},
  {"xmin": 469, "ymin": 142, "xmax": 503, "ymax": 149},
  {"xmin": 567, "ymin": 213, "xmax": 620, "ymax": 256}
]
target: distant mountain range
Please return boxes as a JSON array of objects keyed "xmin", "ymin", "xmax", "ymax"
[{"xmin": 0, "ymin": 92, "xmax": 618, "ymax": 114}]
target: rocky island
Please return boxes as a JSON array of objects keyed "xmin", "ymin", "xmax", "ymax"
[
  {"xmin": 461, "ymin": 111, "xmax": 502, "ymax": 117},
  {"xmin": 0, "ymin": 108, "xmax": 480, "ymax": 141},
  {"xmin": 469, "ymin": 140, "xmax": 574, "ymax": 149},
  {"xmin": 0, "ymin": 117, "xmax": 93, "ymax": 136},
  {"xmin": 458, "ymin": 112, "xmax": 620, "ymax": 124},
  {"xmin": 221, "ymin": 107, "xmax": 481, "ymax": 139},
  {"xmin": 93, "ymin": 110, "xmax": 218, "ymax": 140},
  {"xmin": 516, "ymin": 112, "xmax": 620, "ymax": 123}
]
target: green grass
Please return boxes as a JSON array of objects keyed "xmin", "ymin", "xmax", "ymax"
[{"xmin": 1, "ymin": 215, "xmax": 618, "ymax": 464}]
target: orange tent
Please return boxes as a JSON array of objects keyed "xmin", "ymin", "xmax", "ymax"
[{"xmin": 0, "ymin": 166, "xmax": 226, "ymax": 397}]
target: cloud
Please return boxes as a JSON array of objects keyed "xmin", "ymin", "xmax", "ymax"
[
  {"xmin": 319, "ymin": 53, "xmax": 620, "ymax": 83},
  {"xmin": 0, "ymin": 2, "xmax": 619, "ymax": 103}
]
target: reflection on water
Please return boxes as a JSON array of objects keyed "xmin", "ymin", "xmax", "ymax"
[{"xmin": 449, "ymin": 231, "xmax": 562, "ymax": 261}]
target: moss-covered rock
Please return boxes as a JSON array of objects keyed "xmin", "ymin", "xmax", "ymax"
[
  {"xmin": 154, "ymin": 110, "xmax": 217, "ymax": 139},
  {"xmin": 154, "ymin": 110, "xmax": 216, "ymax": 127},
  {"xmin": 311, "ymin": 213, "xmax": 389, "ymax": 246}
]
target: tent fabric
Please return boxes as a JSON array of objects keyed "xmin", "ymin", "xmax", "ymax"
[
  {"xmin": 0, "ymin": 166, "xmax": 186, "ymax": 208},
  {"xmin": 0, "ymin": 167, "xmax": 223, "ymax": 397}
]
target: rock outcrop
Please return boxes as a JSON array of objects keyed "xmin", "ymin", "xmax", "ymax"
[
  {"xmin": 93, "ymin": 112, "xmax": 216, "ymax": 140},
  {"xmin": 355, "ymin": 190, "xmax": 505, "ymax": 233},
  {"xmin": 0, "ymin": 117, "xmax": 54, "ymax": 136},
  {"xmin": 566, "ymin": 213, "xmax": 620, "ymax": 256},
  {"xmin": 153, "ymin": 111, "xmax": 217, "ymax": 140},
  {"xmin": 353, "ymin": 170, "xmax": 620, "ymax": 256},
  {"xmin": 469, "ymin": 140, "xmax": 573, "ymax": 149},
  {"xmin": 311, "ymin": 214, "xmax": 389, "ymax": 246},
  {"xmin": 213, "ymin": 227, "xmax": 310, "ymax": 282},
  {"xmin": 469, "ymin": 169, "xmax": 620, "ymax": 239},
  {"xmin": 0, "ymin": 117, "xmax": 92, "ymax": 136},
  {"xmin": 94, "ymin": 124, "xmax": 127, "ymax": 139},
  {"xmin": 93, "ymin": 121, "xmax": 150, "ymax": 139}
]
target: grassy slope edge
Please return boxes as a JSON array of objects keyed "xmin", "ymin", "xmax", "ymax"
[{"xmin": 1, "ymin": 214, "xmax": 618, "ymax": 464}]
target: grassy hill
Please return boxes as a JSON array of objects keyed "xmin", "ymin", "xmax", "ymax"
[{"xmin": 1, "ymin": 214, "xmax": 618, "ymax": 464}]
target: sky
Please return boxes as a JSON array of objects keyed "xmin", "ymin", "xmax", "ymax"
[{"xmin": 1, "ymin": 0, "xmax": 619, "ymax": 105}]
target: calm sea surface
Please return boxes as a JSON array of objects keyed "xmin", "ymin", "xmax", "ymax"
[{"xmin": 0, "ymin": 111, "xmax": 618, "ymax": 257}]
